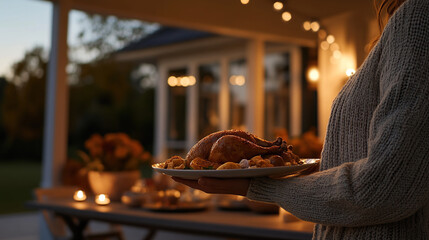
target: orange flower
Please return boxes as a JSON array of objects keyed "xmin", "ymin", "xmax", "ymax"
[
  {"xmin": 82, "ymin": 132, "xmax": 151, "ymax": 171},
  {"xmin": 114, "ymin": 146, "xmax": 129, "ymax": 159},
  {"xmin": 85, "ymin": 134, "xmax": 103, "ymax": 157}
]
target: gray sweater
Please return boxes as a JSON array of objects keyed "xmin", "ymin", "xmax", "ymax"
[{"xmin": 246, "ymin": 0, "xmax": 429, "ymax": 239}]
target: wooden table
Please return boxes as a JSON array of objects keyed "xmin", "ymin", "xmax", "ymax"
[{"xmin": 27, "ymin": 198, "xmax": 314, "ymax": 240}]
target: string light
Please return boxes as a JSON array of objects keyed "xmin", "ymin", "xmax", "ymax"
[
  {"xmin": 168, "ymin": 76, "xmax": 197, "ymax": 87},
  {"xmin": 310, "ymin": 21, "xmax": 320, "ymax": 32},
  {"xmin": 229, "ymin": 75, "xmax": 246, "ymax": 86},
  {"xmin": 273, "ymin": 1, "xmax": 283, "ymax": 11},
  {"xmin": 330, "ymin": 43, "xmax": 340, "ymax": 51},
  {"xmin": 167, "ymin": 76, "xmax": 178, "ymax": 87},
  {"xmin": 318, "ymin": 29, "xmax": 327, "ymax": 39},
  {"xmin": 189, "ymin": 76, "xmax": 196, "ymax": 86},
  {"xmin": 237, "ymin": 1, "xmax": 344, "ymax": 64},
  {"xmin": 282, "ymin": 11, "xmax": 292, "ymax": 22},
  {"xmin": 333, "ymin": 50, "xmax": 342, "ymax": 59},
  {"xmin": 320, "ymin": 41, "xmax": 330, "ymax": 50},
  {"xmin": 303, "ymin": 21, "xmax": 311, "ymax": 31},
  {"xmin": 326, "ymin": 35, "xmax": 335, "ymax": 44},
  {"xmin": 346, "ymin": 69, "xmax": 356, "ymax": 77},
  {"xmin": 307, "ymin": 67, "xmax": 320, "ymax": 83}
]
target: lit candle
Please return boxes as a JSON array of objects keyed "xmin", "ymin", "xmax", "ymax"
[
  {"xmin": 95, "ymin": 194, "xmax": 111, "ymax": 205},
  {"xmin": 73, "ymin": 190, "xmax": 87, "ymax": 202}
]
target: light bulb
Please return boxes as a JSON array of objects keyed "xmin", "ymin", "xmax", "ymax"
[
  {"xmin": 241, "ymin": 0, "xmax": 250, "ymax": 4},
  {"xmin": 167, "ymin": 76, "xmax": 178, "ymax": 87},
  {"xmin": 326, "ymin": 35, "xmax": 335, "ymax": 44},
  {"xmin": 282, "ymin": 12, "xmax": 292, "ymax": 22},
  {"xmin": 303, "ymin": 21, "xmax": 311, "ymax": 31},
  {"xmin": 235, "ymin": 75, "xmax": 246, "ymax": 86},
  {"xmin": 273, "ymin": 1, "xmax": 283, "ymax": 11},
  {"xmin": 346, "ymin": 69, "xmax": 356, "ymax": 77},
  {"xmin": 310, "ymin": 21, "xmax": 320, "ymax": 32},
  {"xmin": 318, "ymin": 29, "xmax": 327, "ymax": 39},
  {"xmin": 181, "ymin": 77, "xmax": 190, "ymax": 87},
  {"xmin": 320, "ymin": 41, "xmax": 330, "ymax": 50},
  {"xmin": 307, "ymin": 67, "xmax": 320, "ymax": 83},
  {"xmin": 188, "ymin": 76, "xmax": 196, "ymax": 86},
  {"xmin": 333, "ymin": 50, "xmax": 342, "ymax": 59},
  {"xmin": 330, "ymin": 43, "xmax": 340, "ymax": 51}
]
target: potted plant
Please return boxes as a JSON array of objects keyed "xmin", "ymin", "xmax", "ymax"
[{"xmin": 79, "ymin": 133, "xmax": 152, "ymax": 201}]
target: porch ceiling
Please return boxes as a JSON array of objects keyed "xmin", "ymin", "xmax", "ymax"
[{"xmin": 52, "ymin": 0, "xmax": 373, "ymax": 47}]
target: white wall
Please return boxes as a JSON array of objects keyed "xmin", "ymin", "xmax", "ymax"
[{"xmin": 317, "ymin": 10, "xmax": 377, "ymax": 139}]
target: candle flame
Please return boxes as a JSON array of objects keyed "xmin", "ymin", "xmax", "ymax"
[{"xmin": 73, "ymin": 190, "xmax": 87, "ymax": 201}]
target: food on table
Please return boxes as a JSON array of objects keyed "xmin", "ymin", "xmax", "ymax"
[{"xmin": 161, "ymin": 130, "xmax": 302, "ymax": 170}]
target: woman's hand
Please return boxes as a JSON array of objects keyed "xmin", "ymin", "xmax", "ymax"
[
  {"xmin": 172, "ymin": 177, "xmax": 250, "ymax": 196},
  {"xmin": 298, "ymin": 161, "xmax": 320, "ymax": 176}
]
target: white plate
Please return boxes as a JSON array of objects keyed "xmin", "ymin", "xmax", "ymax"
[{"xmin": 152, "ymin": 159, "xmax": 319, "ymax": 180}]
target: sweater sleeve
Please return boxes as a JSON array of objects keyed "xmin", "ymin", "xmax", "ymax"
[{"xmin": 247, "ymin": 0, "xmax": 429, "ymax": 227}]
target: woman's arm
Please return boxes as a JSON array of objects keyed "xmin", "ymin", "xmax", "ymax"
[{"xmin": 247, "ymin": 0, "xmax": 429, "ymax": 227}]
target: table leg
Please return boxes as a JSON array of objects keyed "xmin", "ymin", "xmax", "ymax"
[
  {"xmin": 143, "ymin": 228, "xmax": 157, "ymax": 240},
  {"xmin": 58, "ymin": 214, "xmax": 89, "ymax": 240}
]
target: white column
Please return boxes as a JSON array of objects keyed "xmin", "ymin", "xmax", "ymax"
[
  {"xmin": 246, "ymin": 39, "xmax": 265, "ymax": 137},
  {"xmin": 41, "ymin": 0, "xmax": 70, "ymax": 188},
  {"xmin": 154, "ymin": 64, "xmax": 168, "ymax": 162},
  {"xmin": 219, "ymin": 57, "xmax": 230, "ymax": 130},
  {"xmin": 186, "ymin": 62, "xmax": 198, "ymax": 150},
  {"xmin": 289, "ymin": 46, "xmax": 302, "ymax": 138},
  {"xmin": 41, "ymin": 2, "xmax": 70, "ymax": 239}
]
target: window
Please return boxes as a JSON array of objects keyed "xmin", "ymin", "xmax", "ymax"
[
  {"xmin": 167, "ymin": 68, "xmax": 187, "ymax": 147},
  {"xmin": 264, "ymin": 53, "xmax": 291, "ymax": 140},
  {"xmin": 197, "ymin": 63, "xmax": 220, "ymax": 139},
  {"xmin": 228, "ymin": 59, "xmax": 247, "ymax": 131}
]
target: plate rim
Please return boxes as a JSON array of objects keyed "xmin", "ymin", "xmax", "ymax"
[{"xmin": 152, "ymin": 158, "xmax": 319, "ymax": 179}]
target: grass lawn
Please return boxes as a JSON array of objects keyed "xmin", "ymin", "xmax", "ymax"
[{"xmin": 0, "ymin": 161, "xmax": 41, "ymax": 215}]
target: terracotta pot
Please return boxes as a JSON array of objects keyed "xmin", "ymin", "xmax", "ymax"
[{"xmin": 88, "ymin": 170, "xmax": 141, "ymax": 201}]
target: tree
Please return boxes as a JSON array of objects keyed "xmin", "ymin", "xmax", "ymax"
[
  {"xmin": 0, "ymin": 14, "xmax": 157, "ymax": 160},
  {"xmin": 0, "ymin": 46, "xmax": 47, "ymax": 159},
  {"xmin": 67, "ymin": 13, "xmax": 157, "ymax": 155},
  {"xmin": 71, "ymin": 13, "xmax": 157, "ymax": 61}
]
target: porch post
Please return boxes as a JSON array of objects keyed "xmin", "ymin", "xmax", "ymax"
[
  {"xmin": 219, "ymin": 57, "xmax": 230, "ymax": 131},
  {"xmin": 186, "ymin": 62, "xmax": 198, "ymax": 149},
  {"xmin": 40, "ymin": 1, "xmax": 70, "ymax": 239},
  {"xmin": 246, "ymin": 39, "xmax": 265, "ymax": 137},
  {"xmin": 41, "ymin": 0, "xmax": 70, "ymax": 188},
  {"xmin": 154, "ymin": 64, "xmax": 168, "ymax": 162},
  {"xmin": 289, "ymin": 46, "xmax": 303, "ymax": 138}
]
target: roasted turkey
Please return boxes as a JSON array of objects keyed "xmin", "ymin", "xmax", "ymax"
[{"xmin": 185, "ymin": 130, "xmax": 299, "ymax": 165}]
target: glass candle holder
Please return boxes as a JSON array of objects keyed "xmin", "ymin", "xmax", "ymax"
[
  {"xmin": 95, "ymin": 194, "xmax": 111, "ymax": 205},
  {"xmin": 73, "ymin": 190, "xmax": 87, "ymax": 202}
]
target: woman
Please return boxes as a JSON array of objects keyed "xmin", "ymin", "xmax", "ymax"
[{"xmin": 174, "ymin": 0, "xmax": 429, "ymax": 238}]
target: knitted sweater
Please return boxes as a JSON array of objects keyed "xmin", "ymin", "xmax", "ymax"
[{"xmin": 246, "ymin": 0, "xmax": 429, "ymax": 239}]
